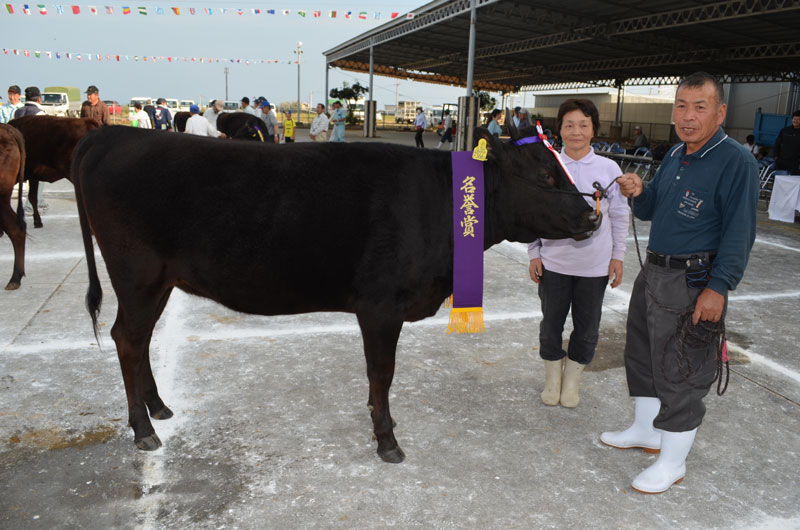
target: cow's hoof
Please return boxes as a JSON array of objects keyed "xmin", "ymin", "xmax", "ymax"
[
  {"xmin": 135, "ymin": 433, "xmax": 162, "ymax": 451},
  {"xmin": 33, "ymin": 222, "xmax": 43, "ymax": 229},
  {"xmin": 4, "ymin": 281, "xmax": 20, "ymax": 291},
  {"xmin": 150, "ymin": 406, "xmax": 173, "ymax": 420},
  {"xmin": 378, "ymin": 446, "xmax": 405, "ymax": 464}
]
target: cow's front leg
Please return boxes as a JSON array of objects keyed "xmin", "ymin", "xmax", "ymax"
[
  {"xmin": 357, "ymin": 311, "xmax": 404, "ymax": 463},
  {"xmin": 27, "ymin": 180, "xmax": 43, "ymax": 229}
]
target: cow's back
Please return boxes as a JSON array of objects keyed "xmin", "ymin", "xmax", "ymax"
[{"xmin": 73, "ymin": 126, "xmax": 455, "ymax": 320}]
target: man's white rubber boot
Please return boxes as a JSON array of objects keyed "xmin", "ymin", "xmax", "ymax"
[
  {"xmin": 559, "ymin": 358, "xmax": 585, "ymax": 408},
  {"xmin": 540, "ymin": 360, "xmax": 562, "ymax": 406},
  {"xmin": 632, "ymin": 428, "xmax": 697, "ymax": 494},
  {"xmin": 600, "ymin": 397, "xmax": 662, "ymax": 453}
]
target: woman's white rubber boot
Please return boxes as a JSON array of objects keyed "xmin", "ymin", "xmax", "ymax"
[
  {"xmin": 632, "ymin": 428, "xmax": 697, "ymax": 494},
  {"xmin": 600, "ymin": 397, "xmax": 662, "ymax": 453},
  {"xmin": 540, "ymin": 359, "xmax": 563, "ymax": 406}
]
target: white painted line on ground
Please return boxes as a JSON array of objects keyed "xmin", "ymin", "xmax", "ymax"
[{"xmin": 728, "ymin": 342, "xmax": 800, "ymax": 386}]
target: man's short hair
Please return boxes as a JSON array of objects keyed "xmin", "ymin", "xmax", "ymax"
[
  {"xmin": 24, "ymin": 86, "xmax": 40, "ymax": 100},
  {"xmin": 556, "ymin": 99, "xmax": 600, "ymax": 136},
  {"xmin": 134, "ymin": 102, "xmax": 142, "ymax": 110},
  {"xmin": 746, "ymin": 134, "xmax": 755, "ymax": 142},
  {"xmin": 241, "ymin": 96, "xmax": 250, "ymax": 104},
  {"xmin": 677, "ymin": 71, "xmax": 725, "ymax": 107},
  {"xmin": 514, "ymin": 106, "xmax": 521, "ymax": 113},
  {"xmin": 317, "ymin": 103, "xmax": 326, "ymax": 110},
  {"xmin": 156, "ymin": 97, "xmax": 166, "ymax": 105},
  {"xmin": 7, "ymin": 85, "xmax": 21, "ymax": 94},
  {"xmin": 793, "ymin": 110, "xmax": 800, "ymax": 118}
]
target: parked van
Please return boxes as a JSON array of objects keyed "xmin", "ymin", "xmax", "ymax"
[
  {"xmin": 129, "ymin": 97, "xmax": 153, "ymax": 118},
  {"xmin": 179, "ymin": 99, "xmax": 196, "ymax": 113}
]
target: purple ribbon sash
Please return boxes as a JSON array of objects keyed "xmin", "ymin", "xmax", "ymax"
[{"xmin": 448, "ymin": 151, "xmax": 485, "ymax": 334}]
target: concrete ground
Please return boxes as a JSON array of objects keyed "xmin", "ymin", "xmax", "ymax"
[{"xmin": 1, "ymin": 130, "xmax": 799, "ymax": 530}]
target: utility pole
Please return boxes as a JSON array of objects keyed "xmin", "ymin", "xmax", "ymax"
[
  {"xmin": 295, "ymin": 42, "xmax": 303, "ymax": 124},
  {"xmin": 224, "ymin": 67, "xmax": 229, "ymax": 101}
]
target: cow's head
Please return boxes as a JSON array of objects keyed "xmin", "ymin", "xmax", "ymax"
[
  {"xmin": 233, "ymin": 120, "xmax": 266, "ymax": 142},
  {"xmin": 477, "ymin": 110, "xmax": 601, "ymax": 243}
]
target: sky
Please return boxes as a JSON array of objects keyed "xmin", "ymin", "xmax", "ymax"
[{"xmin": 1, "ymin": 0, "xmax": 480, "ymax": 110}]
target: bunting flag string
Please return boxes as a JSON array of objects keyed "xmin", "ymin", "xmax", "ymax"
[
  {"xmin": 2, "ymin": 4, "xmax": 416, "ymax": 19},
  {"xmin": 2, "ymin": 46, "xmax": 311, "ymax": 66}
]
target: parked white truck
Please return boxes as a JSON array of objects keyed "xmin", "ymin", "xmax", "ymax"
[
  {"xmin": 40, "ymin": 86, "xmax": 82, "ymax": 117},
  {"xmin": 394, "ymin": 100, "xmax": 421, "ymax": 124}
]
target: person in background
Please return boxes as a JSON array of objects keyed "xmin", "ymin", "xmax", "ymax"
[
  {"xmin": 528, "ymin": 98, "xmax": 628, "ymax": 410},
  {"xmin": 487, "ymin": 109, "xmax": 502, "ymax": 137},
  {"xmin": 240, "ymin": 96, "xmax": 257, "ymax": 116},
  {"xmin": 185, "ymin": 104, "xmax": 224, "ymax": 137},
  {"xmin": 203, "ymin": 99, "xmax": 224, "ymax": 129},
  {"xmin": 153, "ymin": 98, "xmax": 173, "ymax": 131},
  {"xmin": 603, "ymin": 72, "xmax": 758, "ymax": 494},
  {"xmin": 0, "ymin": 85, "xmax": 24, "ymax": 123},
  {"xmin": 309, "ymin": 103, "xmax": 329, "ymax": 142},
  {"xmin": 282, "ymin": 109, "xmax": 296, "ymax": 143},
  {"xmin": 517, "ymin": 108, "xmax": 532, "ymax": 129},
  {"xmin": 258, "ymin": 100, "xmax": 279, "ymax": 143},
  {"xmin": 742, "ymin": 134, "xmax": 760, "ymax": 158},
  {"xmin": 131, "ymin": 102, "xmax": 152, "ymax": 129},
  {"xmin": 436, "ymin": 110, "xmax": 453, "ymax": 150},
  {"xmin": 15, "ymin": 87, "xmax": 48, "ymax": 213},
  {"xmin": 329, "ymin": 100, "xmax": 346, "ymax": 143},
  {"xmin": 80, "ymin": 85, "xmax": 110, "ymax": 125},
  {"xmin": 627, "ymin": 126, "xmax": 648, "ymax": 154},
  {"xmin": 772, "ymin": 110, "xmax": 800, "ymax": 174},
  {"xmin": 512, "ymin": 106, "xmax": 521, "ymax": 128},
  {"xmin": 414, "ymin": 106, "xmax": 426, "ymax": 148}
]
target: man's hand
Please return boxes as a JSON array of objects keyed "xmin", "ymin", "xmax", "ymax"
[
  {"xmin": 617, "ymin": 172, "xmax": 643, "ymax": 198},
  {"xmin": 608, "ymin": 259, "xmax": 623, "ymax": 288},
  {"xmin": 692, "ymin": 288, "xmax": 725, "ymax": 325},
  {"xmin": 529, "ymin": 258, "xmax": 543, "ymax": 284}
]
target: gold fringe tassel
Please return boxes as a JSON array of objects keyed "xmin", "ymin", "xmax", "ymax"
[
  {"xmin": 443, "ymin": 294, "xmax": 453, "ymax": 309},
  {"xmin": 446, "ymin": 307, "xmax": 485, "ymax": 334}
]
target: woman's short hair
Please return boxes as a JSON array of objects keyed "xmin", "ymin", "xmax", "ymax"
[
  {"xmin": 557, "ymin": 98, "xmax": 600, "ymax": 136},
  {"xmin": 491, "ymin": 109, "xmax": 501, "ymax": 119}
]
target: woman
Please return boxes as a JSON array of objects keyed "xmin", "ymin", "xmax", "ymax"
[
  {"xmin": 487, "ymin": 109, "xmax": 502, "ymax": 137},
  {"xmin": 528, "ymin": 98, "xmax": 629, "ymax": 408}
]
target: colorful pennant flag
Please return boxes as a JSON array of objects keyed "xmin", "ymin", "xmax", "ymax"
[
  {"xmin": 71, "ymin": 5, "xmax": 79, "ymax": 14},
  {"xmin": 282, "ymin": 9, "xmax": 289, "ymax": 15},
  {"xmin": 188, "ymin": 7, "xmax": 194, "ymax": 14},
  {"xmin": 297, "ymin": 10, "xmax": 306, "ymax": 17},
  {"xmin": 37, "ymin": 4, "xmax": 46, "ymax": 14},
  {"xmin": 373, "ymin": 11, "xmax": 381, "ymax": 19},
  {"xmin": 89, "ymin": 5, "xmax": 97, "ymax": 15},
  {"xmin": 122, "ymin": 5, "xmax": 130, "ymax": 14},
  {"xmin": 407, "ymin": 13, "xmax": 415, "ymax": 19},
  {"xmin": 266, "ymin": 8, "xmax": 274, "ymax": 14},
  {"xmin": 345, "ymin": 11, "xmax": 351, "ymax": 19},
  {"xmin": 23, "ymin": 4, "xmax": 31, "ymax": 14},
  {"xmin": 329, "ymin": 10, "xmax": 336, "ymax": 18},
  {"xmin": 391, "ymin": 12, "xmax": 399, "ymax": 18},
  {"xmin": 105, "ymin": 5, "xmax": 112, "ymax": 14},
  {"xmin": 171, "ymin": 6, "xmax": 179, "ymax": 15},
  {"xmin": 155, "ymin": 7, "xmax": 164, "ymax": 15},
  {"xmin": 252, "ymin": 8, "xmax": 259, "ymax": 14},
  {"xmin": 34, "ymin": 50, "xmax": 40, "ymax": 58},
  {"xmin": 56, "ymin": 4, "xmax": 62, "ymax": 14},
  {"xmin": 313, "ymin": 10, "xmax": 320, "ymax": 17},
  {"xmin": 236, "ymin": 8, "xmax": 242, "ymax": 15},
  {"xmin": 5, "ymin": 4, "xmax": 14, "ymax": 14},
  {"xmin": 203, "ymin": 7, "xmax": 211, "ymax": 14},
  {"xmin": 359, "ymin": 11, "xmax": 366, "ymax": 19},
  {"xmin": 138, "ymin": 6, "xmax": 146, "ymax": 15}
]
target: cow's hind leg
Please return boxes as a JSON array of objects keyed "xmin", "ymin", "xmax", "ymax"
[
  {"xmin": 1, "ymin": 201, "xmax": 25, "ymax": 290},
  {"xmin": 112, "ymin": 286, "xmax": 174, "ymax": 451},
  {"xmin": 27, "ymin": 180, "xmax": 43, "ymax": 229},
  {"xmin": 357, "ymin": 311, "xmax": 404, "ymax": 463}
]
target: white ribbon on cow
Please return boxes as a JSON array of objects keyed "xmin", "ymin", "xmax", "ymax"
[{"xmin": 536, "ymin": 121, "xmax": 576, "ymax": 186}]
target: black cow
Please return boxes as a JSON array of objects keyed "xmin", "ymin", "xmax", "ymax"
[
  {"xmin": 9, "ymin": 115, "xmax": 102, "ymax": 228},
  {"xmin": 173, "ymin": 111, "xmax": 190, "ymax": 133},
  {"xmin": 216, "ymin": 112, "xmax": 266, "ymax": 141},
  {"xmin": 0, "ymin": 124, "xmax": 26, "ymax": 290},
  {"xmin": 72, "ymin": 121, "xmax": 600, "ymax": 462}
]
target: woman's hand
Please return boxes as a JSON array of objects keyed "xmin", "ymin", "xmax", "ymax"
[
  {"xmin": 609, "ymin": 259, "xmax": 623, "ymax": 288},
  {"xmin": 529, "ymin": 258, "xmax": 543, "ymax": 284}
]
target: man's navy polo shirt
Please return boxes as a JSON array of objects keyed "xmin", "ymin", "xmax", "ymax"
[{"xmin": 632, "ymin": 127, "xmax": 759, "ymax": 295}]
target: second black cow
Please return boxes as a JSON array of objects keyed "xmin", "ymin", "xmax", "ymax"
[{"xmin": 72, "ymin": 121, "xmax": 600, "ymax": 463}]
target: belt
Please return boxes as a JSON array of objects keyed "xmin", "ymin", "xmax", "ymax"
[{"xmin": 646, "ymin": 250, "xmax": 715, "ymax": 270}]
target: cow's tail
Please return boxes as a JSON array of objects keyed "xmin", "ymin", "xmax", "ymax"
[
  {"xmin": 11, "ymin": 127, "xmax": 26, "ymax": 231},
  {"xmin": 71, "ymin": 136, "xmax": 103, "ymax": 348}
]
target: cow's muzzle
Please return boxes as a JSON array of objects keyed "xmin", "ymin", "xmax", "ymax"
[{"xmin": 571, "ymin": 211, "xmax": 602, "ymax": 241}]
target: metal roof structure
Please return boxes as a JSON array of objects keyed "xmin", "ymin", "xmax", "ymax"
[{"xmin": 323, "ymin": 0, "xmax": 800, "ymax": 93}]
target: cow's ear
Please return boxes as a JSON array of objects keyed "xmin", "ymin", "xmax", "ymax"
[{"xmin": 473, "ymin": 127, "xmax": 501, "ymax": 160}]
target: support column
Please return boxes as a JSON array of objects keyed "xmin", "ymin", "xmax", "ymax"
[
  {"xmin": 456, "ymin": 95, "xmax": 479, "ymax": 152},
  {"xmin": 364, "ymin": 42, "xmax": 376, "ymax": 138},
  {"xmin": 324, "ymin": 63, "xmax": 329, "ymax": 119}
]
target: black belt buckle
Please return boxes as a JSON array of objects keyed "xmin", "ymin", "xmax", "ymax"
[{"xmin": 685, "ymin": 256, "xmax": 711, "ymax": 289}]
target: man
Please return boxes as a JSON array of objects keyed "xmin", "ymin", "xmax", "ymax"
[
  {"xmin": 80, "ymin": 85, "xmax": 110, "ymax": 125},
  {"xmin": 512, "ymin": 106, "xmax": 521, "ymax": 128},
  {"xmin": 185, "ymin": 104, "xmax": 223, "ymax": 137},
  {"xmin": 282, "ymin": 109, "xmax": 296, "ymax": 143},
  {"xmin": 240, "ymin": 96, "xmax": 257, "ymax": 116},
  {"xmin": 772, "ymin": 110, "xmax": 800, "ymax": 175},
  {"xmin": 258, "ymin": 100, "xmax": 279, "ymax": 143},
  {"xmin": 329, "ymin": 100, "xmax": 346, "ymax": 143},
  {"xmin": 517, "ymin": 107, "xmax": 532, "ymax": 129},
  {"xmin": 414, "ymin": 106, "xmax": 426, "ymax": 148},
  {"xmin": 153, "ymin": 98, "xmax": 173, "ymax": 131},
  {"xmin": 436, "ymin": 110, "xmax": 453, "ymax": 149},
  {"xmin": 309, "ymin": 103, "xmax": 329, "ymax": 142},
  {"xmin": 627, "ymin": 126, "xmax": 649, "ymax": 154},
  {"xmin": 130, "ymin": 102, "xmax": 152, "ymax": 129},
  {"xmin": 602, "ymin": 72, "xmax": 759, "ymax": 494},
  {"xmin": 203, "ymin": 99, "xmax": 224, "ymax": 129},
  {"xmin": 0, "ymin": 85, "xmax": 24, "ymax": 123},
  {"xmin": 14, "ymin": 87, "xmax": 48, "ymax": 213}
]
